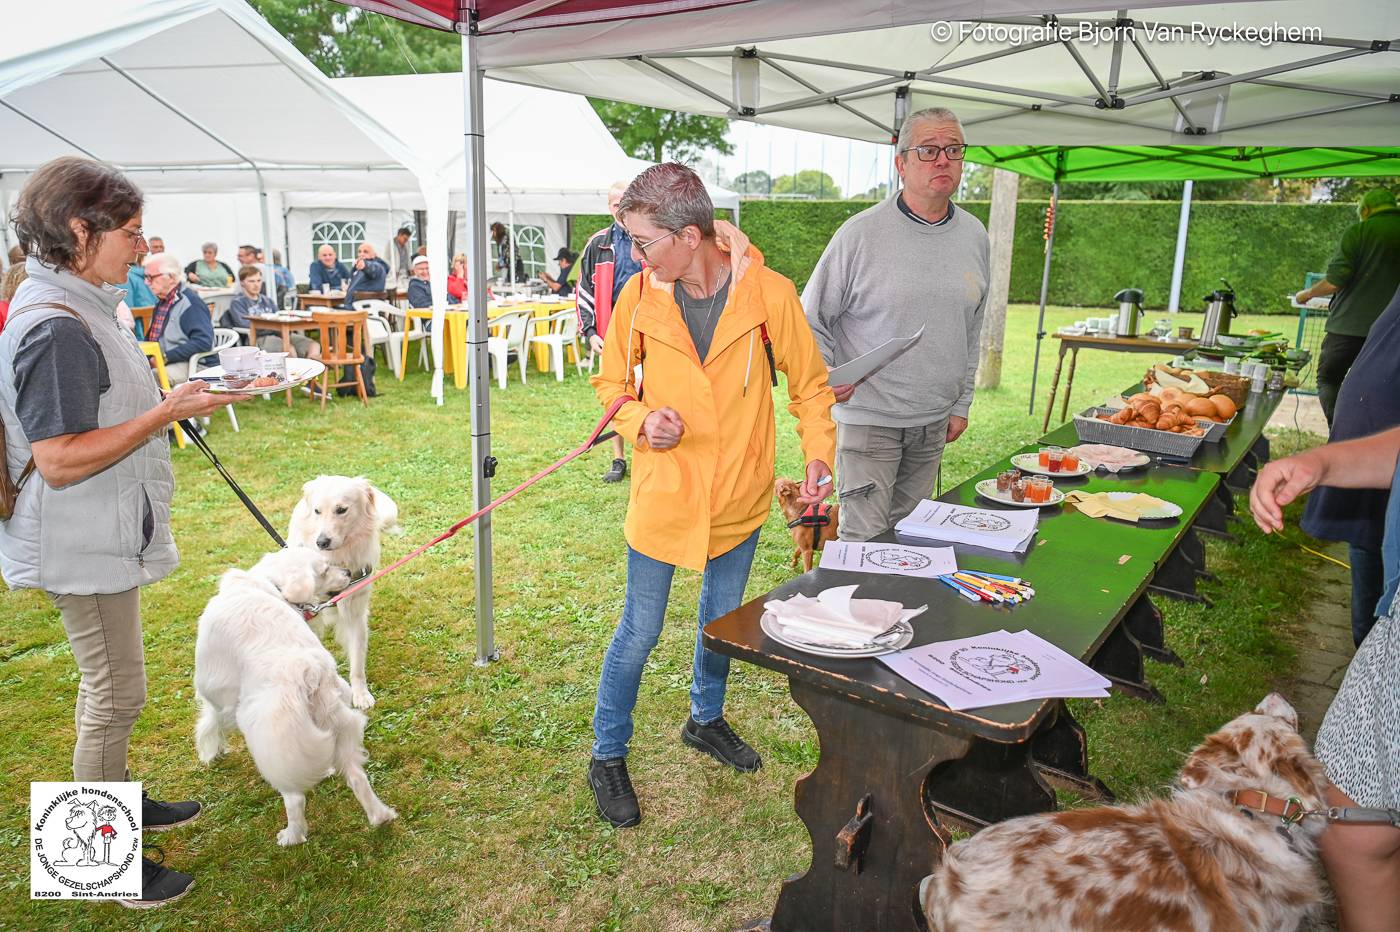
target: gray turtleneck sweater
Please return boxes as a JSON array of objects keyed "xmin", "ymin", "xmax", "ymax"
[{"xmin": 802, "ymin": 193, "xmax": 989, "ymax": 426}]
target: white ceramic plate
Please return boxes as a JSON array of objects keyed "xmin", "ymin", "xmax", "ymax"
[
  {"xmin": 198, "ymin": 358, "xmax": 326, "ymax": 395},
  {"xmin": 1105, "ymin": 491, "xmax": 1183, "ymax": 519},
  {"xmin": 759, "ymin": 614, "xmax": 913, "ymax": 659},
  {"xmin": 1010, "ymin": 452, "xmax": 1092, "ymax": 478},
  {"xmin": 975, "ymin": 479, "xmax": 1065, "ymax": 509}
]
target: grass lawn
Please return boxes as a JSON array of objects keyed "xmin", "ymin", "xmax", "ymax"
[{"xmin": 0, "ymin": 304, "xmax": 1326, "ymax": 930}]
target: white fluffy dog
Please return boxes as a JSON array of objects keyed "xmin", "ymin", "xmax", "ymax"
[
  {"xmin": 194, "ymin": 547, "xmax": 398, "ymax": 846},
  {"xmin": 288, "ymin": 475, "xmax": 400, "ymax": 709}
]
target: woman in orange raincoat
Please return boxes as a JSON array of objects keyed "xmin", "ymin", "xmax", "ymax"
[{"xmin": 586, "ymin": 163, "xmax": 836, "ymax": 828}]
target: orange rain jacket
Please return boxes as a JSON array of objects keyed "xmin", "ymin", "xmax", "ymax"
[{"xmin": 592, "ymin": 231, "xmax": 837, "ymax": 571}]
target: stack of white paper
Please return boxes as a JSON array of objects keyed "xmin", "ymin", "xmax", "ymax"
[
  {"xmin": 877, "ymin": 629, "xmax": 1110, "ymax": 710},
  {"xmin": 764, "ymin": 584, "xmax": 927, "ymax": 648},
  {"xmin": 894, "ymin": 500, "xmax": 1038, "ymax": 553},
  {"xmin": 818, "ymin": 541, "xmax": 958, "ymax": 579}
]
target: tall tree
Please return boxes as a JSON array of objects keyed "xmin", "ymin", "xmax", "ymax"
[
  {"xmin": 772, "ymin": 170, "xmax": 842, "ymax": 199},
  {"xmin": 732, "ymin": 170, "xmax": 773, "ymax": 195},
  {"xmin": 247, "ymin": 0, "xmax": 459, "ymax": 76},
  {"xmin": 588, "ymin": 100, "xmax": 733, "ymax": 164}
]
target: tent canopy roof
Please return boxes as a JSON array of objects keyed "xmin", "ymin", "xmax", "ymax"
[
  {"xmin": 972, "ymin": 144, "xmax": 1400, "ymax": 182},
  {"xmin": 339, "ymin": 0, "xmax": 1399, "ymax": 147},
  {"xmin": 0, "ymin": 0, "xmax": 429, "ymax": 193}
]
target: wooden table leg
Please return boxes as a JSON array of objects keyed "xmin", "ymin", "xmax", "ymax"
[
  {"xmin": 1041, "ymin": 345, "xmax": 1069, "ymax": 432},
  {"xmin": 760, "ymin": 678, "xmax": 975, "ymax": 932},
  {"xmin": 280, "ymin": 323, "xmax": 299, "ymax": 407},
  {"xmin": 1031, "ymin": 702, "xmax": 1116, "ymax": 803},
  {"xmin": 922, "ymin": 732, "xmax": 1057, "ymax": 836},
  {"xmin": 1090, "ymin": 621, "xmax": 1165, "ymax": 704},
  {"xmin": 1123, "ymin": 594, "xmax": 1182, "ymax": 667},
  {"xmin": 1059, "ymin": 346, "xmax": 1081, "ymax": 425}
]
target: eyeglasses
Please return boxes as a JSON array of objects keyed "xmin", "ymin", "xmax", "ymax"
[
  {"xmin": 114, "ymin": 226, "xmax": 148, "ymax": 247},
  {"xmin": 901, "ymin": 143, "xmax": 969, "ymax": 162},
  {"xmin": 143, "ymin": 271, "xmax": 167, "ymax": 281},
  {"xmin": 631, "ymin": 228, "xmax": 680, "ymax": 262}
]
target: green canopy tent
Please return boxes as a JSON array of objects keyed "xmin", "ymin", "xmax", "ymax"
[{"xmin": 965, "ymin": 144, "xmax": 1400, "ymax": 411}]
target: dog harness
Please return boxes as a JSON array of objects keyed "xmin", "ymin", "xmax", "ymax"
[{"xmin": 787, "ymin": 502, "xmax": 833, "ymax": 552}]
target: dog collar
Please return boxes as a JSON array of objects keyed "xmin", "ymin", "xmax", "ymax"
[{"xmin": 1229, "ymin": 789, "xmax": 1306, "ymax": 826}]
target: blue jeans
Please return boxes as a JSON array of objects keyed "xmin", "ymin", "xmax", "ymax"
[
  {"xmin": 1350, "ymin": 543, "xmax": 1385, "ymax": 647},
  {"xmin": 591, "ymin": 530, "xmax": 760, "ymax": 760}
]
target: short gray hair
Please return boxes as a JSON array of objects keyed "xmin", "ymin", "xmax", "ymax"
[
  {"xmin": 201, "ymin": 241, "xmax": 218, "ymax": 254},
  {"xmin": 146, "ymin": 252, "xmax": 182, "ymax": 278},
  {"xmin": 618, "ymin": 163, "xmax": 714, "ymax": 238},
  {"xmin": 896, "ymin": 107, "xmax": 964, "ymax": 152}
]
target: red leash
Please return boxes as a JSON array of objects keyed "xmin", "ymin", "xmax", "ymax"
[{"xmin": 303, "ymin": 395, "xmax": 632, "ymax": 619}]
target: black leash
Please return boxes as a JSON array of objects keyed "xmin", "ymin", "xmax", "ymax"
[{"xmin": 177, "ymin": 418, "xmax": 286, "ymax": 548}]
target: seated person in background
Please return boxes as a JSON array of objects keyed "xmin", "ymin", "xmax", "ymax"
[
  {"xmin": 224, "ymin": 266, "xmax": 320, "ymax": 359},
  {"xmin": 0, "ymin": 261, "xmax": 29, "ymax": 332},
  {"xmin": 6, "ymin": 245, "xmax": 23, "ymax": 267},
  {"xmin": 144, "ymin": 253, "xmax": 214, "ymax": 381},
  {"xmin": 122, "ymin": 237, "xmax": 156, "ymax": 313},
  {"xmin": 184, "ymin": 242, "xmax": 235, "ymax": 287},
  {"xmin": 270, "ymin": 249, "xmax": 295, "ymax": 304},
  {"xmin": 540, "ymin": 248, "xmax": 575, "ymax": 298},
  {"xmin": 147, "ymin": 236, "xmax": 165, "ymax": 255},
  {"xmin": 447, "ymin": 253, "xmax": 469, "ymax": 303},
  {"xmin": 343, "ymin": 242, "xmax": 388, "ymax": 309},
  {"xmin": 308, "ymin": 245, "xmax": 349, "ymax": 293},
  {"xmin": 407, "ymin": 255, "xmax": 433, "ymax": 308}
]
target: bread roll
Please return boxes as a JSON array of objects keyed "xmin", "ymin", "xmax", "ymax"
[{"xmin": 1209, "ymin": 394, "xmax": 1237, "ymax": 419}]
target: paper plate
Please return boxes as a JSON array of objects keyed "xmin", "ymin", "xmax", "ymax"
[
  {"xmin": 198, "ymin": 358, "xmax": 326, "ymax": 395},
  {"xmin": 759, "ymin": 614, "xmax": 913, "ymax": 659},
  {"xmin": 1010, "ymin": 452, "xmax": 1091, "ymax": 478},
  {"xmin": 975, "ymin": 479, "xmax": 1065, "ymax": 509},
  {"xmin": 1104, "ymin": 491, "xmax": 1182, "ymax": 519}
]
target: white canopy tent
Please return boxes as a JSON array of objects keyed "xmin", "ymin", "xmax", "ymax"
[
  {"xmin": 278, "ymin": 73, "xmax": 739, "ymax": 279},
  {"xmin": 0, "ymin": 0, "xmax": 457, "ymax": 399}
]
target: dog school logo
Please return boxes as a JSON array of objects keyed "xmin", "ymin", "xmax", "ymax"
[
  {"xmin": 31, "ymin": 782, "xmax": 142, "ymax": 900},
  {"xmin": 949, "ymin": 646, "xmax": 1042, "ymax": 684}
]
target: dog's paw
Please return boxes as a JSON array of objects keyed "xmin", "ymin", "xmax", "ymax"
[
  {"xmin": 369, "ymin": 805, "xmax": 398, "ymax": 827},
  {"xmin": 351, "ymin": 686, "xmax": 376, "ymax": 709},
  {"xmin": 276, "ymin": 825, "xmax": 308, "ymax": 846}
]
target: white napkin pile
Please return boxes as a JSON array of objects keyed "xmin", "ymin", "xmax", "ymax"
[{"xmin": 764, "ymin": 584, "xmax": 927, "ymax": 648}]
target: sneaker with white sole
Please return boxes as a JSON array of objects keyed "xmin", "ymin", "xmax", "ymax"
[
  {"xmin": 601, "ymin": 458, "xmax": 627, "ymax": 483},
  {"xmin": 119, "ymin": 850, "xmax": 194, "ymax": 909},
  {"xmin": 142, "ymin": 791, "xmax": 201, "ymax": 832}
]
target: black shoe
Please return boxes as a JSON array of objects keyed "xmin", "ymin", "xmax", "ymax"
[
  {"xmin": 601, "ymin": 458, "xmax": 627, "ymax": 483},
  {"xmin": 588, "ymin": 757, "xmax": 641, "ymax": 828},
  {"xmin": 119, "ymin": 850, "xmax": 194, "ymax": 909},
  {"xmin": 143, "ymin": 791, "xmax": 201, "ymax": 832},
  {"xmin": 682, "ymin": 716, "xmax": 762, "ymax": 773}
]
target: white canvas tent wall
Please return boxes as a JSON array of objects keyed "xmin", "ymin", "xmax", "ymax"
[
  {"xmin": 278, "ymin": 73, "xmax": 739, "ymax": 277},
  {"xmin": 0, "ymin": 0, "xmax": 456, "ymax": 400}
]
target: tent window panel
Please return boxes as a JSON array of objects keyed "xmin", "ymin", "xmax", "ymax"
[
  {"xmin": 514, "ymin": 225, "xmax": 546, "ymax": 279},
  {"xmin": 312, "ymin": 221, "xmax": 368, "ymax": 263}
]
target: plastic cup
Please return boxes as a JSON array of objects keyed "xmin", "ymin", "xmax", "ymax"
[
  {"xmin": 1063, "ymin": 452, "xmax": 1079, "ymax": 471},
  {"xmin": 1224, "ymin": 356, "xmax": 1241, "ymax": 374},
  {"xmin": 1045, "ymin": 446, "xmax": 1065, "ymax": 473},
  {"xmin": 1011, "ymin": 479, "xmax": 1027, "ymax": 503},
  {"xmin": 1038, "ymin": 449, "xmax": 1050, "ymax": 467},
  {"xmin": 321, "ymin": 283, "xmax": 331, "ymax": 295},
  {"xmin": 996, "ymin": 470, "xmax": 1013, "ymax": 492}
]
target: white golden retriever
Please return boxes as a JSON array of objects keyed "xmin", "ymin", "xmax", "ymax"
[
  {"xmin": 288, "ymin": 475, "xmax": 400, "ymax": 709},
  {"xmin": 194, "ymin": 547, "xmax": 397, "ymax": 846}
]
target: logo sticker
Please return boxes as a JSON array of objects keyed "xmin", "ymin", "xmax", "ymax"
[{"xmin": 31, "ymin": 782, "xmax": 142, "ymax": 900}]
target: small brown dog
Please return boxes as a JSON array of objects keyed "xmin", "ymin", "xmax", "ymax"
[
  {"xmin": 921, "ymin": 693, "xmax": 1329, "ymax": 932},
  {"xmin": 774, "ymin": 478, "xmax": 839, "ymax": 572}
]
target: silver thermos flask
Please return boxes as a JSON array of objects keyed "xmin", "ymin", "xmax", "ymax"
[
  {"xmin": 1113, "ymin": 288, "xmax": 1145, "ymax": 337},
  {"xmin": 1200, "ymin": 279, "xmax": 1237, "ymax": 346}
]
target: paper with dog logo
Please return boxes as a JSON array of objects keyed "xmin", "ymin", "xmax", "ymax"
[
  {"xmin": 819, "ymin": 541, "xmax": 957, "ymax": 579},
  {"xmin": 827, "ymin": 326, "xmax": 925, "ymax": 386},
  {"xmin": 878, "ymin": 629, "xmax": 1109, "ymax": 710}
]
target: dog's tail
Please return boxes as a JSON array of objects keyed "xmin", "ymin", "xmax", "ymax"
[{"xmin": 372, "ymin": 485, "xmax": 402, "ymax": 537}]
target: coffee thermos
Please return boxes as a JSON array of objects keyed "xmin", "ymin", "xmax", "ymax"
[
  {"xmin": 1113, "ymin": 288, "xmax": 1145, "ymax": 337},
  {"xmin": 1200, "ymin": 279, "xmax": 1238, "ymax": 346}
]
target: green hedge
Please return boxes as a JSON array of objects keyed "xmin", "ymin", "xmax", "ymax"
[{"xmin": 571, "ymin": 200, "xmax": 1360, "ymax": 313}]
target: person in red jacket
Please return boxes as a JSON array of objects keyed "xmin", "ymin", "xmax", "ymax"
[{"xmin": 577, "ymin": 181, "xmax": 644, "ymax": 483}]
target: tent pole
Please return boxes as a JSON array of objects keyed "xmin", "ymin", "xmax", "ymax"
[
  {"xmin": 462, "ymin": 32, "xmax": 497, "ymax": 666},
  {"xmin": 1027, "ymin": 181, "xmax": 1059, "ymax": 415},
  {"xmin": 1168, "ymin": 179, "xmax": 1193, "ymax": 313},
  {"xmin": 256, "ymin": 170, "xmax": 276, "ymax": 308}
]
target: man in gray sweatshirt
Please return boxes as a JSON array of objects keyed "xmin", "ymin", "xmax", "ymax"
[{"xmin": 803, "ymin": 106, "xmax": 989, "ymax": 541}]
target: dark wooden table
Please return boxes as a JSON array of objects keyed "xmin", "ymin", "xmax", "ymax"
[
  {"xmin": 703, "ymin": 457, "xmax": 1220, "ymax": 931},
  {"xmin": 1042, "ymin": 333, "xmax": 1199, "ymax": 431}
]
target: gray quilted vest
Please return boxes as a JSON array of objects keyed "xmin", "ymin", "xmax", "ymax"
[{"xmin": 0, "ymin": 259, "xmax": 178, "ymax": 594}]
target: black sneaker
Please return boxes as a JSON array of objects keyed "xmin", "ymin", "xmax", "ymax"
[
  {"xmin": 602, "ymin": 458, "xmax": 627, "ymax": 483},
  {"xmin": 119, "ymin": 850, "xmax": 194, "ymax": 909},
  {"xmin": 681, "ymin": 716, "xmax": 762, "ymax": 773},
  {"xmin": 143, "ymin": 791, "xmax": 201, "ymax": 832},
  {"xmin": 588, "ymin": 757, "xmax": 641, "ymax": 828}
]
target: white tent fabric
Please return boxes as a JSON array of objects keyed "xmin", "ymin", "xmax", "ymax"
[
  {"xmin": 0, "ymin": 0, "xmax": 457, "ymax": 400},
  {"xmin": 481, "ymin": 1, "xmax": 1399, "ymax": 146},
  {"xmin": 282, "ymin": 74, "xmax": 739, "ymax": 215}
]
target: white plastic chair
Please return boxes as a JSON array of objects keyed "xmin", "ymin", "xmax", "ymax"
[
  {"xmin": 356, "ymin": 299, "xmax": 428, "ymax": 376},
  {"xmin": 527, "ymin": 308, "xmax": 585, "ymax": 382},
  {"xmin": 187, "ymin": 327, "xmax": 241, "ymax": 431},
  {"xmin": 363, "ymin": 311, "xmax": 396, "ymax": 372},
  {"xmin": 487, "ymin": 309, "xmax": 533, "ymax": 388}
]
